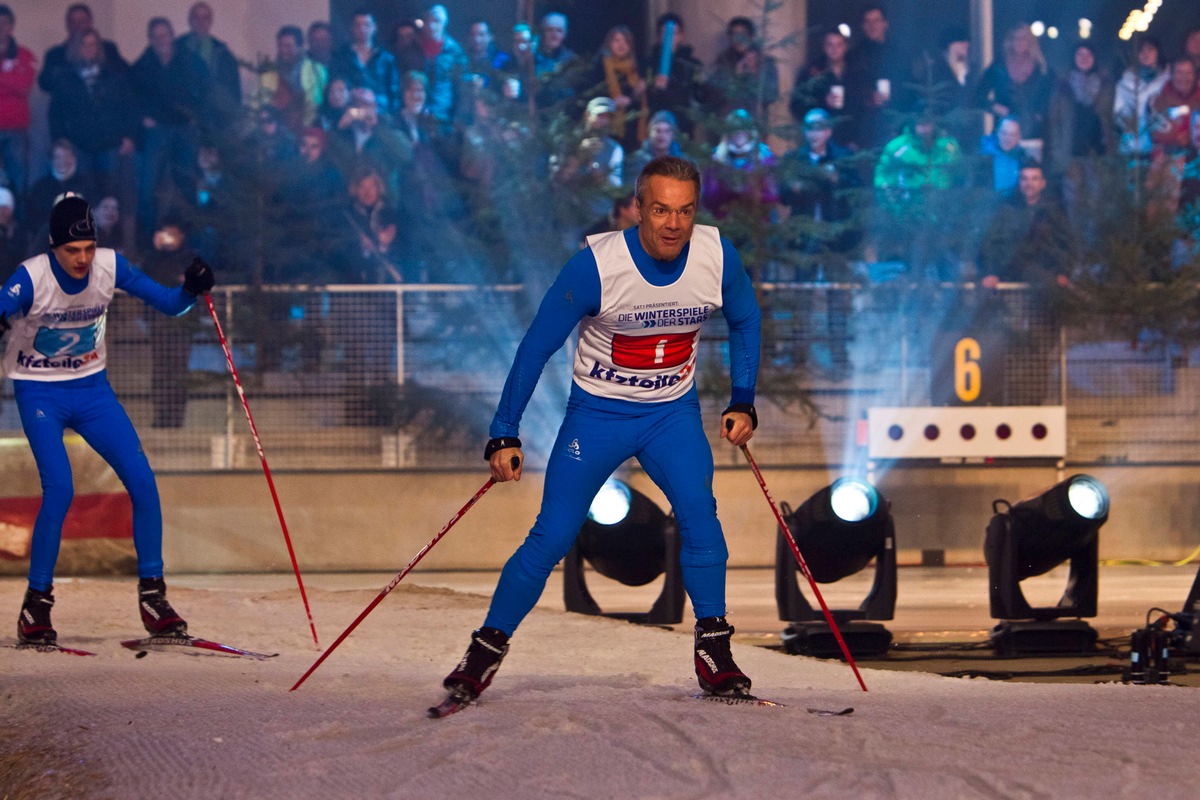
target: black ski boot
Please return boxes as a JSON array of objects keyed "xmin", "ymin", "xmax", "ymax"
[
  {"xmin": 138, "ymin": 578, "xmax": 188, "ymax": 637},
  {"xmin": 694, "ymin": 616, "xmax": 752, "ymax": 696},
  {"xmin": 443, "ymin": 627, "xmax": 510, "ymax": 700},
  {"xmin": 17, "ymin": 587, "xmax": 57, "ymax": 645}
]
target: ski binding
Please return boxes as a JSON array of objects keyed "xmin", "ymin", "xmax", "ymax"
[{"xmin": 427, "ymin": 688, "xmax": 475, "ymax": 719}]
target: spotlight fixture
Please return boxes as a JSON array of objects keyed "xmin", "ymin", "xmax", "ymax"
[
  {"xmin": 563, "ymin": 478, "xmax": 684, "ymax": 624},
  {"xmin": 777, "ymin": 478, "xmax": 896, "ymax": 658},
  {"xmin": 985, "ymin": 474, "xmax": 1109, "ymax": 655}
]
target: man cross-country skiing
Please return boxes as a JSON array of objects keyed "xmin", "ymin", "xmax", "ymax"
[
  {"xmin": 440, "ymin": 155, "xmax": 762, "ymax": 705},
  {"xmin": 3, "ymin": 195, "xmax": 214, "ymax": 646}
]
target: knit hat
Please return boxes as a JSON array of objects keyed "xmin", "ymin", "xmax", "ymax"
[
  {"xmin": 803, "ymin": 108, "xmax": 833, "ymax": 129},
  {"xmin": 48, "ymin": 194, "xmax": 96, "ymax": 248}
]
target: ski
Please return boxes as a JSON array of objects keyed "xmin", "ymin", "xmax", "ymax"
[
  {"xmin": 691, "ymin": 691, "xmax": 785, "ymax": 707},
  {"xmin": 121, "ymin": 635, "xmax": 278, "ymax": 661},
  {"xmin": 427, "ymin": 689, "xmax": 474, "ymax": 719},
  {"xmin": 6, "ymin": 642, "xmax": 96, "ymax": 657},
  {"xmin": 807, "ymin": 707, "xmax": 854, "ymax": 717}
]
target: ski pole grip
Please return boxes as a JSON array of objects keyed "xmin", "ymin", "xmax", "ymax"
[{"xmin": 511, "ymin": 455, "xmax": 520, "ymax": 470}]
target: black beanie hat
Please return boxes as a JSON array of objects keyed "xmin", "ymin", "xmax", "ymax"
[{"xmin": 48, "ymin": 194, "xmax": 97, "ymax": 248}]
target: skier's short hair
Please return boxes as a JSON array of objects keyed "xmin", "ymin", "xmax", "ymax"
[{"xmin": 635, "ymin": 155, "xmax": 701, "ymax": 205}]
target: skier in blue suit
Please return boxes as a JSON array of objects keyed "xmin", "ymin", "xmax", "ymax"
[
  {"xmin": 2, "ymin": 196, "xmax": 214, "ymax": 647},
  {"xmin": 440, "ymin": 155, "xmax": 762, "ymax": 704}
]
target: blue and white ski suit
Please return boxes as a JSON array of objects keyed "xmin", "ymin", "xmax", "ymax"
[{"xmin": 483, "ymin": 226, "xmax": 761, "ymax": 634}]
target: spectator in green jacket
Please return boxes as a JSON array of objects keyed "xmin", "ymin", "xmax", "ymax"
[
  {"xmin": 874, "ymin": 117, "xmax": 961, "ymax": 207},
  {"xmin": 261, "ymin": 25, "xmax": 329, "ymax": 132}
]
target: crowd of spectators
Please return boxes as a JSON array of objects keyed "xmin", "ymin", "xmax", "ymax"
[{"xmin": 1, "ymin": 2, "xmax": 1199, "ymax": 288}]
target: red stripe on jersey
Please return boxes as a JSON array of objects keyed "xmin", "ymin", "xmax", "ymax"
[{"xmin": 611, "ymin": 331, "xmax": 698, "ymax": 370}]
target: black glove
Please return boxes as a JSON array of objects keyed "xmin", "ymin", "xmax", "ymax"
[{"xmin": 183, "ymin": 257, "xmax": 215, "ymax": 296}]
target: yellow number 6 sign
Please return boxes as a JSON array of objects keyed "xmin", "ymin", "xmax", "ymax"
[{"xmin": 955, "ymin": 337, "xmax": 982, "ymax": 403}]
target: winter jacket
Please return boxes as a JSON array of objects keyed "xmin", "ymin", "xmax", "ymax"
[
  {"xmin": 38, "ymin": 39, "xmax": 125, "ymax": 93},
  {"xmin": 176, "ymin": 33, "xmax": 241, "ymax": 104},
  {"xmin": 1114, "ymin": 67, "xmax": 1169, "ymax": 156},
  {"xmin": 47, "ymin": 61, "xmax": 139, "ymax": 153},
  {"xmin": 0, "ymin": 39, "xmax": 36, "ymax": 131},
  {"xmin": 1046, "ymin": 68, "xmax": 1116, "ymax": 172},
  {"xmin": 260, "ymin": 58, "xmax": 329, "ymax": 128},
  {"xmin": 130, "ymin": 46, "xmax": 210, "ymax": 128},
  {"xmin": 421, "ymin": 34, "xmax": 467, "ymax": 123},
  {"xmin": 330, "ymin": 45, "xmax": 401, "ymax": 117}
]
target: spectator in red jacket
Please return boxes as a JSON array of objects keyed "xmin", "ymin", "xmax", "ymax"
[
  {"xmin": 0, "ymin": 5, "xmax": 36, "ymax": 196},
  {"xmin": 1150, "ymin": 58, "xmax": 1200, "ymax": 154}
]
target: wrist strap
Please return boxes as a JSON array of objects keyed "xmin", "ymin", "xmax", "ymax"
[
  {"xmin": 721, "ymin": 403, "xmax": 758, "ymax": 430},
  {"xmin": 484, "ymin": 436, "xmax": 522, "ymax": 461}
]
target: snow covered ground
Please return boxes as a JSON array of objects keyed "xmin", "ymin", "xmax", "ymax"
[{"xmin": 2, "ymin": 575, "xmax": 1199, "ymax": 799}]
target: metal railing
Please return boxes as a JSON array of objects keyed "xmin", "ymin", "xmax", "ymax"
[{"xmin": 0, "ymin": 283, "xmax": 1188, "ymax": 470}]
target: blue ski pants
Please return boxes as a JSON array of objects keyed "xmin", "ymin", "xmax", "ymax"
[
  {"xmin": 483, "ymin": 390, "xmax": 729, "ymax": 634},
  {"xmin": 15, "ymin": 377, "xmax": 163, "ymax": 591}
]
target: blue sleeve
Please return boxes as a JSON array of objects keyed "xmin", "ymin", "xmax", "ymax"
[
  {"xmin": 720, "ymin": 237, "xmax": 761, "ymax": 407},
  {"xmin": 0, "ymin": 267, "xmax": 34, "ymax": 320},
  {"xmin": 115, "ymin": 254, "xmax": 197, "ymax": 317},
  {"xmin": 489, "ymin": 248, "xmax": 602, "ymax": 438}
]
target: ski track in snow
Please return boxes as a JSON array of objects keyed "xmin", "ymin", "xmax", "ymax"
[{"xmin": 2, "ymin": 578, "xmax": 1198, "ymax": 799}]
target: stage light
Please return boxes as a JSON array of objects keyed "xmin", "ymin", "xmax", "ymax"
[
  {"xmin": 563, "ymin": 478, "xmax": 684, "ymax": 624},
  {"xmin": 838, "ymin": 23, "xmax": 851, "ymax": 38},
  {"xmin": 830, "ymin": 479, "xmax": 876, "ymax": 523},
  {"xmin": 588, "ymin": 478, "xmax": 631, "ymax": 525},
  {"xmin": 1030, "ymin": 21, "xmax": 1045, "ymax": 37},
  {"xmin": 777, "ymin": 478, "xmax": 896, "ymax": 658},
  {"xmin": 985, "ymin": 474, "xmax": 1109, "ymax": 655}
]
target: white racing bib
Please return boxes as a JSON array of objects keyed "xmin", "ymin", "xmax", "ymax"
[
  {"xmin": 2, "ymin": 249, "xmax": 116, "ymax": 381},
  {"xmin": 573, "ymin": 226, "xmax": 724, "ymax": 402}
]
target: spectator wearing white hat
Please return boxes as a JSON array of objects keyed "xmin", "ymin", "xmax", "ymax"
[
  {"xmin": 553, "ymin": 96, "xmax": 625, "ymax": 190},
  {"xmin": 551, "ymin": 97, "xmax": 624, "ymax": 224}
]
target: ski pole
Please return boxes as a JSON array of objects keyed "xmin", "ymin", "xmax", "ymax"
[
  {"xmin": 727, "ymin": 421, "xmax": 869, "ymax": 692},
  {"xmin": 205, "ymin": 293, "xmax": 320, "ymax": 649},
  {"xmin": 290, "ymin": 458, "xmax": 517, "ymax": 692}
]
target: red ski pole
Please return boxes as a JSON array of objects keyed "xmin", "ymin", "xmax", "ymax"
[
  {"xmin": 290, "ymin": 461, "xmax": 514, "ymax": 692},
  {"xmin": 730, "ymin": 426, "xmax": 869, "ymax": 692},
  {"xmin": 206, "ymin": 294, "xmax": 320, "ymax": 648}
]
